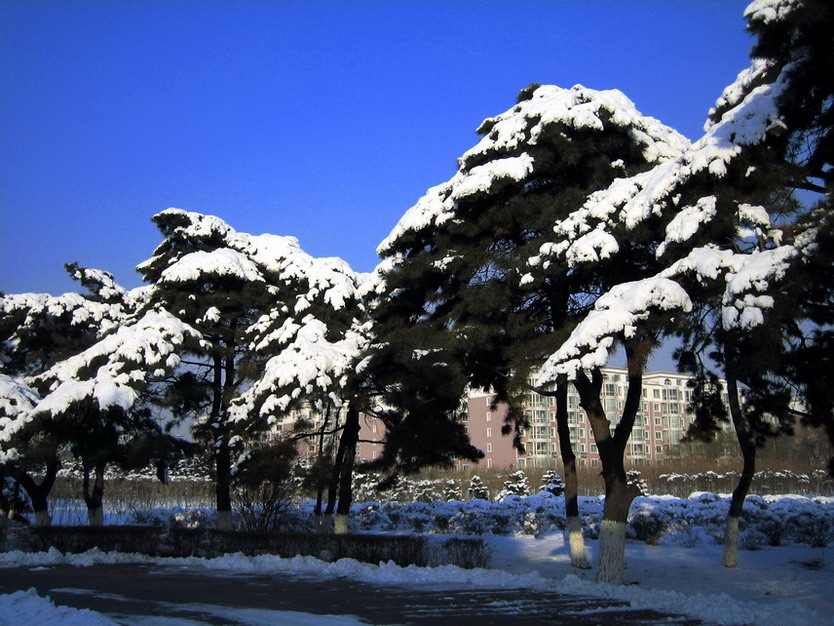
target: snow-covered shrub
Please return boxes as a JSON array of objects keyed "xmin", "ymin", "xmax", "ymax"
[
  {"xmin": 787, "ymin": 510, "xmax": 833, "ymax": 548},
  {"xmin": 442, "ymin": 480, "xmax": 462, "ymax": 502},
  {"xmin": 739, "ymin": 528, "xmax": 769, "ymax": 551},
  {"xmin": 413, "ymin": 480, "xmax": 444, "ymax": 503},
  {"xmin": 667, "ymin": 520, "xmax": 701, "ymax": 548},
  {"xmin": 755, "ymin": 511, "xmax": 789, "ymax": 547},
  {"xmin": 627, "ymin": 470, "xmax": 650, "ymax": 496},
  {"xmin": 539, "ymin": 470, "xmax": 565, "ymax": 496},
  {"xmin": 467, "ymin": 475, "xmax": 490, "ymax": 500},
  {"xmin": 433, "ymin": 512, "xmax": 452, "ymax": 532},
  {"xmin": 449, "ymin": 509, "xmax": 490, "ymax": 535},
  {"xmin": 521, "ymin": 512, "xmax": 542, "ymax": 537},
  {"xmin": 352, "ymin": 472, "xmax": 385, "ymax": 504},
  {"xmin": 628, "ymin": 507, "xmax": 666, "ymax": 544},
  {"xmin": 171, "ymin": 509, "xmax": 212, "ymax": 529},
  {"xmin": 352, "ymin": 503, "xmax": 393, "ymax": 532},
  {"xmin": 496, "ymin": 471, "xmax": 530, "ymax": 501}
]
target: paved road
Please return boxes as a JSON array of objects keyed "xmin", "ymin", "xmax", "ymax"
[{"xmin": 0, "ymin": 563, "xmax": 702, "ymax": 624}]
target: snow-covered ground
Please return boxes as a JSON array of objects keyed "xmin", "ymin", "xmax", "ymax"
[{"xmin": 1, "ymin": 491, "xmax": 832, "ymax": 625}]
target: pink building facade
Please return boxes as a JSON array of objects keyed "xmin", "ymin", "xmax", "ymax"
[{"xmin": 270, "ymin": 366, "xmax": 727, "ymax": 471}]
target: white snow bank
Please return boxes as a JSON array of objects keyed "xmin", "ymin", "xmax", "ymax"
[
  {"xmin": 0, "ymin": 588, "xmax": 115, "ymax": 625},
  {"xmin": 1, "ymin": 541, "xmax": 828, "ymax": 625}
]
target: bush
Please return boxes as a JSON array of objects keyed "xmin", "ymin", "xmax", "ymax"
[
  {"xmin": 435, "ymin": 537, "xmax": 492, "ymax": 569},
  {"xmin": 25, "ymin": 526, "xmax": 490, "ymax": 568},
  {"xmin": 628, "ymin": 509, "xmax": 666, "ymax": 544}
]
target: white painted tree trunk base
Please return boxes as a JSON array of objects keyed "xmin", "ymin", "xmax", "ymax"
[
  {"xmin": 87, "ymin": 507, "xmax": 104, "ymax": 527},
  {"xmin": 334, "ymin": 514, "xmax": 349, "ymax": 535},
  {"xmin": 722, "ymin": 516, "xmax": 740, "ymax": 568},
  {"xmin": 566, "ymin": 516, "xmax": 591, "ymax": 569},
  {"xmin": 34, "ymin": 511, "xmax": 52, "ymax": 527},
  {"xmin": 216, "ymin": 510, "xmax": 232, "ymax": 531},
  {"xmin": 596, "ymin": 519, "xmax": 627, "ymax": 585}
]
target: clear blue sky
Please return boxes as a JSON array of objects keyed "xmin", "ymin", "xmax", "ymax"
[{"xmin": 1, "ymin": 1, "xmax": 752, "ymax": 297}]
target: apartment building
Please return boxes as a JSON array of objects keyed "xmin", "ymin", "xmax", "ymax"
[
  {"xmin": 265, "ymin": 366, "xmax": 728, "ymax": 471},
  {"xmin": 462, "ymin": 366, "xmax": 728, "ymax": 471}
]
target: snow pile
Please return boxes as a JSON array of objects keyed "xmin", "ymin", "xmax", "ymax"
[
  {"xmin": 0, "ymin": 538, "xmax": 828, "ymax": 625},
  {"xmin": 0, "ymin": 588, "xmax": 115, "ymax": 626}
]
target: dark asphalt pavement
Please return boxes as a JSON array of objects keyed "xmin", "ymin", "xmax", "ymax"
[{"xmin": 0, "ymin": 563, "xmax": 702, "ymax": 624}]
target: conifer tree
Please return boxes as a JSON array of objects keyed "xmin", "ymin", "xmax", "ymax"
[
  {"xmin": 137, "ymin": 208, "xmax": 361, "ymax": 530},
  {"xmin": 0, "ymin": 265, "xmax": 145, "ymax": 525},
  {"xmin": 370, "ymin": 82, "xmax": 688, "ymax": 575},
  {"xmin": 538, "ymin": 0, "xmax": 833, "ymax": 572}
]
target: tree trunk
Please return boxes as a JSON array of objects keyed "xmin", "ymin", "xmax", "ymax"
[
  {"xmin": 334, "ymin": 405, "xmax": 361, "ymax": 535},
  {"xmin": 215, "ymin": 438, "xmax": 233, "ymax": 531},
  {"xmin": 574, "ymin": 340, "xmax": 648, "ymax": 584},
  {"xmin": 722, "ymin": 356, "xmax": 755, "ymax": 568},
  {"xmin": 313, "ymin": 407, "xmax": 332, "ymax": 526},
  {"xmin": 207, "ymin": 350, "xmax": 234, "ymax": 531},
  {"xmin": 11, "ymin": 455, "xmax": 59, "ymax": 527},
  {"xmin": 83, "ymin": 461, "xmax": 106, "ymax": 527},
  {"xmin": 554, "ymin": 380, "xmax": 589, "ymax": 569},
  {"xmin": 322, "ymin": 413, "xmax": 349, "ymax": 534}
]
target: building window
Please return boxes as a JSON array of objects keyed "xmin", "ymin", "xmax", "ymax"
[
  {"xmin": 486, "ymin": 412, "xmax": 491, "ymax": 422},
  {"xmin": 486, "ymin": 428, "xmax": 492, "ymax": 438},
  {"xmin": 655, "ymin": 431, "xmax": 662, "ymax": 439},
  {"xmin": 487, "ymin": 458, "xmax": 493, "ymax": 468},
  {"xmin": 591, "ymin": 459, "xmax": 599, "ymax": 467},
  {"xmin": 486, "ymin": 443, "xmax": 493, "ymax": 453}
]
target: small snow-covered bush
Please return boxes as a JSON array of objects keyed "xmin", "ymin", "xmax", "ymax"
[
  {"xmin": 468, "ymin": 475, "xmax": 490, "ymax": 500},
  {"xmin": 787, "ymin": 510, "xmax": 833, "ymax": 548},
  {"xmin": 628, "ymin": 507, "xmax": 666, "ymax": 544},
  {"xmin": 540, "ymin": 470, "xmax": 565, "ymax": 496},
  {"xmin": 442, "ymin": 480, "xmax": 462, "ymax": 502},
  {"xmin": 496, "ymin": 471, "xmax": 530, "ymax": 501},
  {"xmin": 739, "ymin": 529, "xmax": 769, "ymax": 551}
]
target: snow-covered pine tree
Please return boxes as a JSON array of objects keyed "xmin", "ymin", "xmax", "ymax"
[
  {"xmin": 467, "ymin": 475, "xmax": 490, "ymax": 500},
  {"xmin": 0, "ymin": 265, "xmax": 147, "ymax": 525},
  {"xmin": 372, "ymin": 82, "xmax": 688, "ymax": 573},
  {"xmin": 138, "ymin": 208, "xmax": 362, "ymax": 531},
  {"xmin": 534, "ymin": 0, "xmax": 832, "ymax": 573}
]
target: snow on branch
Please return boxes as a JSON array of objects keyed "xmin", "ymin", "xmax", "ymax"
[
  {"xmin": 661, "ymin": 243, "xmax": 800, "ymax": 331},
  {"xmin": 533, "ymin": 59, "xmax": 793, "ymax": 274},
  {"xmin": 537, "ymin": 278, "xmax": 692, "ymax": 384},
  {"xmin": 0, "ymin": 374, "xmax": 40, "ymax": 462},
  {"xmin": 30, "ymin": 310, "xmax": 204, "ymax": 418},
  {"xmin": 230, "ymin": 315, "xmax": 365, "ymax": 423},
  {"xmin": 144, "ymin": 209, "xmax": 358, "ymax": 312},
  {"xmin": 377, "ymin": 85, "xmax": 688, "ymax": 260}
]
